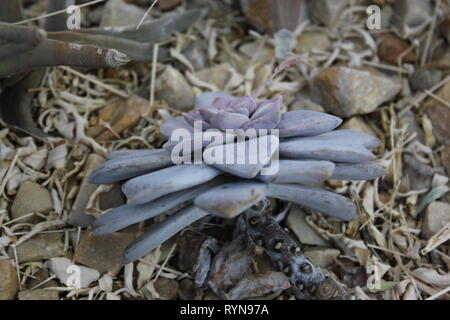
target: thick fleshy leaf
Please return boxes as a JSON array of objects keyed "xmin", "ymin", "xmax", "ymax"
[
  {"xmin": 258, "ymin": 160, "xmax": 335, "ymax": 185},
  {"xmin": 106, "ymin": 149, "xmax": 161, "ymax": 160},
  {"xmin": 279, "ymin": 136, "xmax": 375, "ymax": 163},
  {"xmin": 160, "ymin": 116, "xmax": 194, "ymax": 139},
  {"xmin": 210, "ymin": 111, "xmax": 250, "ymax": 131},
  {"xmin": 330, "ymin": 162, "xmax": 387, "ymax": 180},
  {"xmin": 198, "ymin": 108, "xmax": 218, "ymax": 122},
  {"xmin": 122, "ymin": 164, "xmax": 223, "ymax": 204},
  {"xmin": 267, "ymin": 184, "xmax": 356, "ymax": 221},
  {"xmin": 251, "ymin": 97, "xmax": 283, "ymax": 119},
  {"xmin": 195, "ymin": 92, "xmax": 236, "ymax": 109},
  {"xmin": 277, "ymin": 110, "xmax": 342, "ymax": 138},
  {"xmin": 203, "ymin": 135, "xmax": 279, "ymax": 179},
  {"xmin": 322, "ymin": 130, "xmax": 380, "ymax": 149},
  {"xmin": 89, "ymin": 149, "xmax": 173, "ymax": 184},
  {"xmin": 123, "ymin": 205, "xmax": 209, "ymax": 264},
  {"xmin": 194, "ymin": 181, "xmax": 268, "ymax": 218},
  {"xmin": 93, "ymin": 178, "xmax": 225, "ymax": 235},
  {"xmin": 183, "ymin": 112, "xmax": 213, "ymax": 130},
  {"xmin": 228, "ymin": 96, "xmax": 256, "ymax": 116},
  {"xmin": 241, "ymin": 97, "xmax": 282, "ymax": 130}
]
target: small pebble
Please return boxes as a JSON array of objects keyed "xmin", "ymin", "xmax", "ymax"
[
  {"xmin": 422, "ymin": 201, "xmax": 450, "ymax": 238},
  {"xmin": 11, "ymin": 181, "xmax": 53, "ymax": 223}
]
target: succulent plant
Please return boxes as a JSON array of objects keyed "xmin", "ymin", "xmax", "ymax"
[{"xmin": 89, "ymin": 58, "xmax": 387, "ymax": 264}]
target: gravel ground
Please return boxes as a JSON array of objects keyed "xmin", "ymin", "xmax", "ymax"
[{"xmin": 0, "ymin": 0, "xmax": 450, "ymax": 300}]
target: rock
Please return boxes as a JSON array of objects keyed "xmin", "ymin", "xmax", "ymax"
[
  {"xmin": 425, "ymin": 82, "xmax": 450, "ymax": 146},
  {"xmin": 101, "ymin": 0, "xmax": 148, "ymax": 27},
  {"xmin": 193, "ymin": 64, "xmax": 233, "ymax": 91},
  {"xmin": 392, "ymin": 0, "xmax": 432, "ymax": 28},
  {"xmin": 74, "ymin": 231, "xmax": 136, "ymax": 275},
  {"xmin": 254, "ymin": 252, "xmax": 277, "ymax": 273},
  {"xmin": 178, "ymin": 278, "xmax": 196, "ymax": 300},
  {"xmin": 403, "ymin": 154, "xmax": 434, "ymax": 191},
  {"xmin": 154, "ymin": 278, "xmax": 179, "ymax": 300},
  {"xmin": 11, "ymin": 181, "xmax": 53, "ymax": 223},
  {"xmin": 286, "ymin": 206, "xmax": 328, "ymax": 246},
  {"xmin": 310, "ymin": 0, "xmax": 349, "ymax": 27},
  {"xmin": 304, "ymin": 248, "xmax": 340, "ymax": 268},
  {"xmin": 18, "ymin": 289, "xmax": 59, "ymax": 300},
  {"xmin": 439, "ymin": 17, "xmax": 450, "ymax": 43},
  {"xmin": 274, "ymin": 29, "xmax": 295, "ymax": 60},
  {"xmin": 183, "ymin": 41, "xmax": 210, "ymax": 71},
  {"xmin": 442, "ymin": 146, "xmax": 450, "ymax": 176},
  {"xmin": 14, "ymin": 234, "xmax": 65, "ymax": 263},
  {"xmin": 295, "ymin": 31, "xmax": 331, "ymax": 54},
  {"xmin": 239, "ymin": 42, "xmax": 274, "ymax": 65},
  {"xmin": 99, "ymin": 185, "xmax": 126, "ymax": 211},
  {"xmin": 67, "ymin": 154, "xmax": 105, "ymax": 227},
  {"xmin": 340, "ymin": 117, "xmax": 376, "ymax": 137},
  {"xmin": 27, "ymin": 269, "xmax": 58, "ymax": 290},
  {"xmin": 87, "ymin": 95, "xmax": 151, "ymax": 142},
  {"xmin": 155, "ymin": 66, "xmax": 195, "ymax": 111},
  {"xmin": 158, "ymin": 0, "xmax": 182, "ymax": 10},
  {"xmin": 0, "ymin": 259, "xmax": 19, "ymax": 300},
  {"xmin": 241, "ymin": 0, "xmax": 307, "ymax": 33},
  {"xmin": 46, "ymin": 257, "xmax": 100, "ymax": 289},
  {"xmin": 422, "ymin": 201, "xmax": 450, "ymax": 238},
  {"xmin": 290, "ymin": 100, "xmax": 325, "ymax": 113},
  {"xmin": 409, "ymin": 68, "xmax": 443, "ymax": 92},
  {"xmin": 378, "ymin": 33, "xmax": 416, "ymax": 65},
  {"xmin": 399, "ymin": 109, "xmax": 424, "ymax": 143},
  {"xmin": 312, "ymin": 67, "xmax": 401, "ymax": 118}
]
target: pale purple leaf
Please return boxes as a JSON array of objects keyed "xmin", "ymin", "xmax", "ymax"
[
  {"xmin": 89, "ymin": 149, "xmax": 173, "ymax": 184},
  {"xmin": 277, "ymin": 110, "xmax": 342, "ymax": 138},
  {"xmin": 122, "ymin": 164, "xmax": 223, "ymax": 205},
  {"xmin": 258, "ymin": 160, "xmax": 335, "ymax": 185},
  {"xmin": 123, "ymin": 205, "xmax": 209, "ymax": 264},
  {"xmin": 194, "ymin": 181, "xmax": 268, "ymax": 218},
  {"xmin": 267, "ymin": 183, "xmax": 356, "ymax": 221},
  {"xmin": 330, "ymin": 162, "xmax": 387, "ymax": 180}
]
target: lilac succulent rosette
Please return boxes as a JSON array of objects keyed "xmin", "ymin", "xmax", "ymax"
[{"xmin": 89, "ymin": 90, "xmax": 386, "ymax": 263}]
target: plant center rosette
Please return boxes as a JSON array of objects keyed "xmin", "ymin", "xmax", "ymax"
[{"xmin": 89, "ymin": 60, "xmax": 387, "ymax": 263}]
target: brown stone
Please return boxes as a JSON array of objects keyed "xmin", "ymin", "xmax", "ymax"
[
  {"xmin": 154, "ymin": 278, "xmax": 179, "ymax": 300},
  {"xmin": 88, "ymin": 95, "xmax": 151, "ymax": 142},
  {"xmin": 378, "ymin": 33, "xmax": 416, "ymax": 65},
  {"xmin": 27, "ymin": 269, "xmax": 59, "ymax": 290},
  {"xmin": 295, "ymin": 31, "xmax": 331, "ymax": 54},
  {"xmin": 14, "ymin": 233, "xmax": 65, "ymax": 263},
  {"xmin": 18, "ymin": 289, "xmax": 59, "ymax": 300},
  {"xmin": 0, "ymin": 259, "xmax": 19, "ymax": 300},
  {"xmin": 193, "ymin": 64, "xmax": 232, "ymax": 91},
  {"xmin": 422, "ymin": 201, "xmax": 450, "ymax": 238},
  {"xmin": 158, "ymin": 0, "xmax": 181, "ymax": 10},
  {"xmin": 312, "ymin": 67, "xmax": 400, "ymax": 118},
  {"xmin": 67, "ymin": 154, "xmax": 105, "ymax": 227},
  {"xmin": 340, "ymin": 117, "xmax": 376, "ymax": 137},
  {"xmin": 439, "ymin": 17, "xmax": 450, "ymax": 43},
  {"xmin": 304, "ymin": 248, "xmax": 340, "ymax": 268},
  {"xmin": 155, "ymin": 66, "xmax": 195, "ymax": 111},
  {"xmin": 74, "ymin": 231, "xmax": 136, "ymax": 275},
  {"xmin": 425, "ymin": 82, "xmax": 450, "ymax": 146},
  {"xmin": 11, "ymin": 181, "xmax": 53, "ymax": 223},
  {"xmin": 243, "ymin": 0, "xmax": 305, "ymax": 33}
]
